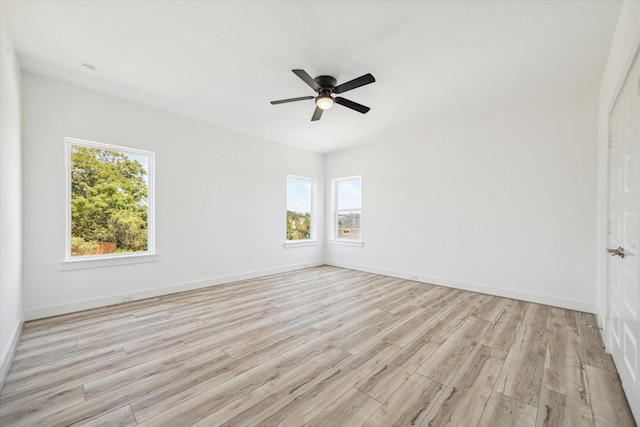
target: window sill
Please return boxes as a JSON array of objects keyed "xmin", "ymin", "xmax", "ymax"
[
  {"xmin": 330, "ymin": 239, "xmax": 364, "ymax": 248},
  {"xmin": 284, "ymin": 240, "xmax": 318, "ymax": 249},
  {"xmin": 60, "ymin": 252, "xmax": 159, "ymax": 271}
]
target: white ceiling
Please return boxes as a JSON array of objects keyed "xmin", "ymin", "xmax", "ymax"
[{"xmin": 2, "ymin": 1, "xmax": 623, "ymax": 153}]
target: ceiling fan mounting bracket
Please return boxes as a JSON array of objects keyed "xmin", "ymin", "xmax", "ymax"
[{"xmin": 314, "ymin": 75, "xmax": 337, "ymax": 91}]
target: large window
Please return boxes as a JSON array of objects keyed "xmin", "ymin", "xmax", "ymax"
[
  {"xmin": 286, "ymin": 175, "xmax": 315, "ymax": 244},
  {"xmin": 333, "ymin": 176, "xmax": 362, "ymax": 242},
  {"xmin": 65, "ymin": 138, "xmax": 155, "ymax": 260}
]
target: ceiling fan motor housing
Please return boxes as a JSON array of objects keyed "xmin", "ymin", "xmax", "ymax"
[{"xmin": 315, "ymin": 75, "xmax": 337, "ymax": 92}]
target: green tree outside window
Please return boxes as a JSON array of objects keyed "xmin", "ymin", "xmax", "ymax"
[{"xmin": 70, "ymin": 146, "xmax": 148, "ymax": 256}]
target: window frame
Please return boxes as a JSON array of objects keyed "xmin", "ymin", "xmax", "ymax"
[
  {"xmin": 62, "ymin": 137, "xmax": 157, "ymax": 270},
  {"xmin": 331, "ymin": 175, "xmax": 364, "ymax": 247},
  {"xmin": 285, "ymin": 174, "xmax": 317, "ymax": 248}
]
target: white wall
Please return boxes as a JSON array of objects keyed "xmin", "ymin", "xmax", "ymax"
[
  {"xmin": 596, "ymin": 0, "xmax": 640, "ymax": 332},
  {"xmin": 21, "ymin": 73, "xmax": 325, "ymax": 320},
  {"xmin": 0, "ymin": 16, "xmax": 24, "ymax": 384},
  {"xmin": 326, "ymin": 90, "xmax": 598, "ymax": 312}
]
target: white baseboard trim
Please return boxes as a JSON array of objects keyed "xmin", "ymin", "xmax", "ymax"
[
  {"xmin": 0, "ymin": 320, "xmax": 23, "ymax": 391},
  {"xmin": 24, "ymin": 258, "xmax": 596, "ymax": 320},
  {"xmin": 326, "ymin": 260, "xmax": 596, "ymax": 313},
  {"xmin": 24, "ymin": 260, "xmax": 325, "ymax": 320},
  {"xmin": 594, "ymin": 308, "xmax": 609, "ymax": 352}
]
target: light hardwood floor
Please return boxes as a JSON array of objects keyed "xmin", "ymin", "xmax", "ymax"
[{"xmin": 0, "ymin": 266, "xmax": 636, "ymax": 426}]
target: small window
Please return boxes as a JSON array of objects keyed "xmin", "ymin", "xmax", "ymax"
[
  {"xmin": 333, "ymin": 176, "xmax": 362, "ymax": 241},
  {"xmin": 286, "ymin": 175, "xmax": 315, "ymax": 243},
  {"xmin": 65, "ymin": 138, "xmax": 155, "ymax": 260}
]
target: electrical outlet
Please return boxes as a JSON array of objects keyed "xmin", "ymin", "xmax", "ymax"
[
  {"xmin": 122, "ymin": 295, "xmax": 133, "ymax": 302},
  {"xmin": 410, "ymin": 275, "xmax": 418, "ymax": 281}
]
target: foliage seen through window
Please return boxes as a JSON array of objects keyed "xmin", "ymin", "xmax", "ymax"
[
  {"xmin": 71, "ymin": 146, "xmax": 149, "ymax": 256},
  {"xmin": 286, "ymin": 176, "xmax": 314, "ymax": 241}
]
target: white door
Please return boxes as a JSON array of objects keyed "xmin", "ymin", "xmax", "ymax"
[{"xmin": 607, "ymin": 47, "xmax": 640, "ymax": 421}]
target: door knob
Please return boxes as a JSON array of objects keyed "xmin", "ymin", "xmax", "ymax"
[{"xmin": 606, "ymin": 247, "xmax": 625, "ymax": 258}]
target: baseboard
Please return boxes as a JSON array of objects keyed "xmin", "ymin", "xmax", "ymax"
[
  {"xmin": 0, "ymin": 320, "xmax": 23, "ymax": 391},
  {"xmin": 24, "ymin": 258, "xmax": 595, "ymax": 320},
  {"xmin": 24, "ymin": 260, "xmax": 324, "ymax": 320},
  {"xmin": 326, "ymin": 260, "xmax": 596, "ymax": 313},
  {"xmin": 594, "ymin": 309, "xmax": 609, "ymax": 351}
]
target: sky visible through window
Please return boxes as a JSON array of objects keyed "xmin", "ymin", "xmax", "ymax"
[
  {"xmin": 287, "ymin": 177, "xmax": 312, "ymax": 214},
  {"xmin": 337, "ymin": 178, "xmax": 361, "ymax": 209}
]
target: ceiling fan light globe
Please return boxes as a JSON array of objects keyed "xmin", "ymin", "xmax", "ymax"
[{"xmin": 316, "ymin": 95, "xmax": 334, "ymax": 110}]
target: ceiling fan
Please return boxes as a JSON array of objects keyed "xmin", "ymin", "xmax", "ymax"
[{"xmin": 271, "ymin": 69, "xmax": 375, "ymax": 121}]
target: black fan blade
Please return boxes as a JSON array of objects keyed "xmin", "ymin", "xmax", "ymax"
[
  {"xmin": 335, "ymin": 97, "xmax": 370, "ymax": 114},
  {"xmin": 333, "ymin": 73, "xmax": 375, "ymax": 94},
  {"xmin": 270, "ymin": 96, "xmax": 314, "ymax": 105},
  {"xmin": 292, "ymin": 69, "xmax": 321, "ymax": 92},
  {"xmin": 311, "ymin": 106, "xmax": 323, "ymax": 121}
]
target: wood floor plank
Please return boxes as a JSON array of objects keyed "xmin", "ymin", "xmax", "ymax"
[
  {"xmin": 135, "ymin": 356, "xmax": 296, "ymax": 426},
  {"xmin": 535, "ymin": 387, "xmax": 566, "ymax": 427},
  {"xmin": 130, "ymin": 331, "xmax": 326, "ymax": 423},
  {"xmin": 472, "ymin": 295, "xmax": 509, "ymax": 322},
  {"xmin": 76, "ymin": 405, "xmax": 137, "ymax": 427},
  {"xmin": 179, "ymin": 316, "xmax": 278, "ymax": 349},
  {"xmin": 561, "ymin": 396, "xmax": 595, "ymax": 427},
  {"xmin": 11, "ymin": 340, "xmax": 78, "ymax": 365},
  {"xmin": 416, "ymin": 316, "xmax": 491, "ymax": 385},
  {"xmin": 576, "ymin": 313, "xmax": 617, "ymax": 373},
  {"xmin": 502, "ymin": 299, "xmax": 529, "ymax": 323},
  {"xmin": 0, "ymin": 266, "xmax": 636, "ymax": 427},
  {"xmin": 190, "ymin": 346, "xmax": 351, "ymax": 427},
  {"xmin": 381, "ymin": 295, "xmax": 456, "ymax": 348},
  {"xmin": 362, "ymin": 373, "xmax": 443, "ymax": 427},
  {"xmin": 26, "ymin": 348, "xmax": 232, "ymax": 426},
  {"xmin": 421, "ymin": 344, "xmax": 507, "ymax": 426},
  {"xmin": 0, "ymin": 343, "xmax": 182, "ymax": 413},
  {"xmin": 256, "ymin": 340, "xmax": 400, "ymax": 426},
  {"xmin": 535, "ymin": 387, "xmax": 594, "ymax": 427},
  {"xmin": 333, "ymin": 307, "xmax": 417, "ymax": 355},
  {"xmin": 477, "ymin": 391, "xmax": 536, "ymax": 427},
  {"xmin": 522, "ymin": 303, "xmax": 551, "ymax": 330},
  {"xmin": 6, "ymin": 344, "xmax": 124, "ymax": 383},
  {"xmin": 17, "ymin": 310, "xmax": 173, "ymax": 356},
  {"xmin": 494, "ymin": 323, "xmax": 548, "ymax": 407},
  {"xmin": 357, "ymin": 317, "xmax": 453, "ymax": 403},
  {"xmin": 438, "ymin": 291, "xmax": 487, "ymax": 329},
  {"xmin": 304, "ymin": 309, "xmax": 395, "ymax": 354},
  {"xmin": 479, "ymin": 310, "xmax": 522, "ymax": 352},
  {"xmin": 1, "ymin": 347, "xmax": 127, "ymax": 403},
  {"xmin": 0, "ymin": 385, "xmax": 85, "ymax": 426},
  {"xmin": 585, "ymin": 365, "xmax": 636, "ymax": 427},
  {"xmin": 83, "ymin": 343, "xmax": 229, "ymax": 400},
  {"xmin": 374, "ymin": 281, "xmax": 421, "ymax": 312},
  {"xmin": 222, "ymin": 324, "xmax": 317, "ymax": 359},
  {"xmin": 387, "ymin": 290, "xmax": 430, "ymax": 314},
  {"xmin": 542, "ymin": 323, "xmax": 589, "ymax": 404},
  {"xmin": 550, "ymin": 307, "xmax": 578, "ymax": 329},
  {"xmin": 304, "ymin": 388, "xmax": 380, "ymax": 427},
  {"xmin": 479, "ymin": 300, "xmax": 528, "ymax": 351}
]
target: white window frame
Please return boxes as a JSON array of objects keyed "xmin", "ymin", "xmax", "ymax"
[
  {"xmin": 61, "ymin": 137, "xmax": 157, "ymax": 270},
  {"xmin": 331, "ymin": 175, "xmax": 364, "ymax": 247},
  {"xmin": 285, "ymin": 174, "xmax": 317, "ymax": 248}
]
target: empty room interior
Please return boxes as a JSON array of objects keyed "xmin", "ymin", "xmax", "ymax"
[{"xmin": 1, "ymin": 1, "xmax": 640, "ymax": 426}]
